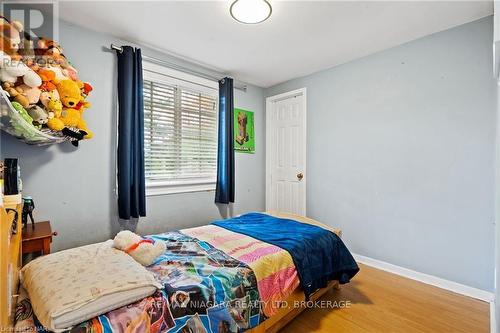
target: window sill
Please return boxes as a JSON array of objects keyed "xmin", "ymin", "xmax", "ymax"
[{"xmin": 146, "ymin": 180, "xmax": 216, "ymax": 196}]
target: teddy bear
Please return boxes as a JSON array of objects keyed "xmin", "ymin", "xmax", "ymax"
[
  {"xmin": 56, "ymin": 79, "xmax": 93, "ymax": 138},
  {"xmin": 43, "ymin": 101, "xmax": 86, "ymax": 146},
  {"xmin": 2, "ymin": 82, "xmax": 29, "ymax": 108},
  {"xmin": 57, "ymin": 79, "xmax": 81, "ymax": 108},
  {"xmin": 113, "ymin": 230, "xmax": 166, "ymax": 266},
  {"xmin": 15, "ymin": 84, "xmax": 41, "ymax": 105},
  {"xmin": 0, "ymin": 51, "xmax": 42, "ymax": 87},
  {"xmin": 0, "ymin": 18, "xmax": 23, "ymax": 60}
]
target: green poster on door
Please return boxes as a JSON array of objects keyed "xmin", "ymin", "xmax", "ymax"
[{"xmin": 234, "ymin": 108, "xmax": 255, "ymax": 153}]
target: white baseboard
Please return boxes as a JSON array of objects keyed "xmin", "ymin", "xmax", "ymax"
[{"xmin": 352, "ymin": 253, "xmax": 494, "ymax": 303}]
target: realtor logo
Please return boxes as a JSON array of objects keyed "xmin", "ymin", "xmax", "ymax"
[{"xmin": 1, "ymin": 0, "xmax": 59, "ymax": 53}]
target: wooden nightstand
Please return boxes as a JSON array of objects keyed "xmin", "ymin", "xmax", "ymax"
[{"xmin": 22, "ymin": 221, "xmax": 57, "ymax": 255}]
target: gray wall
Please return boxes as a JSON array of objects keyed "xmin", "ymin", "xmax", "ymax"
[
  {"xmin": 266, "ymin": 16, "xmax": 496, "ymax": 292},
  {"xmin": 0, "ymin": 21, "xmax": 266, "ymax": 252}
]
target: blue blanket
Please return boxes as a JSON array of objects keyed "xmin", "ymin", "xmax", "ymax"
[{"xmin": 212, "ymin": 213, "xmax": 359, "ymax": 298}]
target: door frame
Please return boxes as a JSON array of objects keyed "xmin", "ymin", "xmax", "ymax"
[{"xmin": 265, "ymin": 88, "xmax": 307, "ymax": 214}]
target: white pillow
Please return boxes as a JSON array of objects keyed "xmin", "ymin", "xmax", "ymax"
[{"xmin": 21, "ymin": 240, "xmax": 162, "ymax": 332}]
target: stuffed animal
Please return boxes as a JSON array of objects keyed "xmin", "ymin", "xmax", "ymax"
[
  {"xmin": 80, "ymin": 82, "xmax": 93, "ymax": 99},
  {"xmin": 39, "ymin": 90, "xmax": 62, "ymax": 119},
  {"xmin": 2, "ymin": 82, "xmax": 29, "ymax": 108},
  {"xmin": 44, "ymin": 64, "xmax": 68, "ymax": 81},
  {"xmin": 37, "ymin": 68, "xmax": 57, "ymax": 91},
  {"xmin": 41, "ymin": 89, "xmax": 63, "ymax": 131},
  {"xmin": 113, "ymin": 230, "xmax": 166, "ymax": 266},
  {"xmin": 26, "ymin": 105, "xmax": 48, "ymax": 126},
  {"xmin": 0, "ymin": 21, "xmax": 94, "ymax": 144},
  {"xmin": 64, "ymin": 65, "xmax": 78, "ymax": 81},
  {"xmin": 75, "ymin": 80, "xmax": 92, "ymax": 110},
  {"xmin": 35, "ymin": 38, "xmax": 63, "ymax": 59},
  {"xmin": 11, "ymin": 101, "xmax": 33, "ymax": 124},
  {"xmin": 46, "ymin": 115, "xmax": 64, "ymax": 131},
  {"xmin": 15, "ymin": 84, "xmax": 41, "ymax": 105},
  {"xmin": 60, "ymin": 107, "xmax": 87, "ymax": 128},
  {"xmin": 0, "ymin": 60, "xmax": 42, "ymax": 87},
  {"xmin": 18, "ymin": 31, "xmax": 35, "ymax": 64},
  {"xmin": 0, "ymin": 51, "xmax": 42, "ymax": 87},
  {"xmin": 9, "ymin": 101, "xmax": 39, "ymax": 139},
  {"xmin": 56, "ymin": 79, "xmax": 93, "ymax": 138},
  {"xmin": 0, "ymin": 24, "xmax": 39, "ymax": 85},
  {"xmin": 57, "ymin": 79, "xmax": 82, "ymax": 108},
  {"xmin": 36, "ymin": 38, "xmax": 78, "ymax": 80},
  {"xmin": 0, "ymin": 19, "xmax": 23, "ymax": 60}
]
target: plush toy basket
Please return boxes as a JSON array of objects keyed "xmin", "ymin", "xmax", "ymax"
[{"xmin": 0, "ymin": 88, "xmax": 76, "ymax": 145}]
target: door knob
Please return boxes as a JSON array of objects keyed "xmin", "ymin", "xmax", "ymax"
[{"xmin": 297, "ymin": 172, "xmax": 304, "ymax": 181}]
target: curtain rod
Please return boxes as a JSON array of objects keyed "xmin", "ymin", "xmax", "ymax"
[{"xmin": 110, "ymin": 44, "xmax": 247, "ymax": 92}]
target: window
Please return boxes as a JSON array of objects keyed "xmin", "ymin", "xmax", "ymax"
[{"xmin": 142, "ymin": 61, "xmax": 218, "ymax": 195}]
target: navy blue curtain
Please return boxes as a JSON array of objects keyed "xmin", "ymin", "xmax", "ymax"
[
  {"xmin": 215, "ymin": 77, "xmax": 235, "ymax": 204},
  {"xmin": 116, "ymin": 46, "xmax": 146, "ymax": 219}
]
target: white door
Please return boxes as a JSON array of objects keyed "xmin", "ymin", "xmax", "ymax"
[{"xmin": 266, "ymin": 88, "xmax": 307, "ymax": 215}]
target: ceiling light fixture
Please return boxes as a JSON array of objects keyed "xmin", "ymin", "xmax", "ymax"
[{"xmin": 230, "ymin": 0, "xmax": 272, "ymax": 24}]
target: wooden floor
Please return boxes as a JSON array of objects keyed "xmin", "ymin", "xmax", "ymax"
[{"xmin": 280, "ymin": 264, "xmax": 489, "ymax": 333}]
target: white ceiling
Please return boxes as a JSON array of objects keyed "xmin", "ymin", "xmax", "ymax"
[{"xmin": 59, "ymin": 1, "xmax": 493, "ymax": 88}]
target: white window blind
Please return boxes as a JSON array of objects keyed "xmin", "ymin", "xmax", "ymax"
[{"xmin": 142, "ymin": 63, "xmax": 218, "ymax": 195}]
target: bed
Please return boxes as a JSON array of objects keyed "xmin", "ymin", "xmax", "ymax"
[{"xmin": 12, "ymin": 212, "xmax": 359, "ymax": 333}]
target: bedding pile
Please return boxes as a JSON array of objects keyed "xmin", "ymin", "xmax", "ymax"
[{"xmin": 15, "ymin": 213, "xmax": 359, "ymax": 333}]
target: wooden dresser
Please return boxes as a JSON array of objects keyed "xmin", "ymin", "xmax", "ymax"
[{"xmin": 0, "ymin": 197, "xmax": 23, "ymax": 330}]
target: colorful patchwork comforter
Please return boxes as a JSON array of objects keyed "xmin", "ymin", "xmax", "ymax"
[
  {"xmin": 183, "ymin": 225, "xmax": 300, "ymax": 317},
  {"xmin": 14, "ymin": 214, "xmax": 356, "ymax": 333}
]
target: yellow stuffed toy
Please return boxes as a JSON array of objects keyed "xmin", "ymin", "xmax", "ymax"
[
  {"xmin": 55, "ymin": 79, "xmax": 93, "ymax": 138},
  {"xmin": 41, "ymin": 91, "xmax": 64, "ymax": 131}
]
